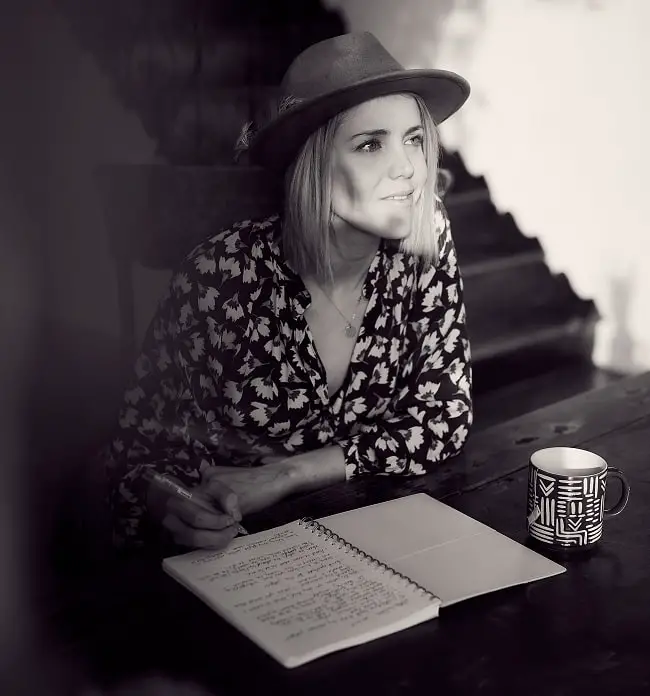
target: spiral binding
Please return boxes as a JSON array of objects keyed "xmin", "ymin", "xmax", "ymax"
[{"xmin": 297, "ymin": 517, "xmax": 440, "ymax": 604}]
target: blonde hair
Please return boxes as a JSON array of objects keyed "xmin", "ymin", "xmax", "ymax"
[{"xmin": 283, "ymin": 93, "xmax": 441, "ymax": 283}]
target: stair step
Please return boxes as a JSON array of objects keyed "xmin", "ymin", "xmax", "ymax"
[
  {"xmin": 460, "ymin": 249, "xmax": 544, "ymax": 279},
  {"xmin": 440, "ymin": 150, "xmax": 486, "ymax": 194},
  {"xmin": 464, "ymin": 253, "xmax": 598, "ymax": 375},
  {"xmin": 472, "ymin": 312, "xmax": 597, "ymax": 365},
  {"xmin": 472, "ymin": 362, "xmax": 624, "ymax": 432},
  {"xmin": 463, "ymin": 259, "xmax": 594, "ymax": 342},
  {"xmin": 445, "ymin": 187, "xmax": 507, "ymax": 229},
  {"xmin": 446, "ymin": 190, "xmax": 543, "ymax": 270},
  {"xmin": 445, "ymin": 187, "xmax": 492, "ymax": 209},
  {"xmin": 453, "ymin": 219, "xmax": 543, "ymax": 274}
]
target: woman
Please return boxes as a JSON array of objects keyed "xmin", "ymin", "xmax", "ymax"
[{"xmin": 104, "ymin": 32, "xmax": 473, "ymax": 550}]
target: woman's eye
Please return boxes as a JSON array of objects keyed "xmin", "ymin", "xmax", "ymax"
[
  {"xmin": 407, "ymin": 134, "xmax": 424, "ymax": 147},
  {"xmin": 356, "ymin": 139, "xmax": 381, "ymax": 153}
]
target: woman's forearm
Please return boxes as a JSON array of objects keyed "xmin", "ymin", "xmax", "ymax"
[{"xmin": 281, "ymin": 445, "xmax": 347, "ymax": 496}]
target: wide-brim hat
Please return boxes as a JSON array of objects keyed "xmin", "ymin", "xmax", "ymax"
[{"xmin": 244, "ymin": 31, "xmax": 470, "ymax": 172}]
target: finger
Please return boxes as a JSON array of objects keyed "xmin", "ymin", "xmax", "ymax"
[
  {"xmin": 202, "ymin": 478, "xmax": 242, "ymax": 521},
  {"xmin": 163, "ymin": 513, "xmax": 239, "ymax": 550},
  {"xmin": 167, "ymin": 496, "xmax": 236, "ymax": 531}
]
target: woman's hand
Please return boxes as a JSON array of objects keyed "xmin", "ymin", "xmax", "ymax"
[
  {"xmin": 147, "ymin": 475, "xmax": 243, "ymax": 549},
  {"xmin": 200, "ymin": 460, "xmax": 296, "ymax": 517}
]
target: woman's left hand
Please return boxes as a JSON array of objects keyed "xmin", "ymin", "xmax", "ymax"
[{"xmin": 199, "ymin": 460, "xmax": 295, "ymax": 517}]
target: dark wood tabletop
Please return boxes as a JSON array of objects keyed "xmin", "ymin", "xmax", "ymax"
[{"xmin": 48, "ymin": 371, "xmax": 650, "ymax": 696}]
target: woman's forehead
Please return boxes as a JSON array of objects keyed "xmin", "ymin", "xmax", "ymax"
[{"xmin": 339, "ymin": 94, "xmax": 421, "ymax": 131}]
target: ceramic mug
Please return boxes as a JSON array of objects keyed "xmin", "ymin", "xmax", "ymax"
[{"xmin": 526, "ymin": 447, "xmax": 630, "ymax": 550}]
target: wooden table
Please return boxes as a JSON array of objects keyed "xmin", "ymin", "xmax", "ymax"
[{"xmin": 49, "ymin": 372, "xmax": 650, "ymax": 695}]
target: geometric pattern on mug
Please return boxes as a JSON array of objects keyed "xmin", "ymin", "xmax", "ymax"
[
  {"xmin": 585, "ymin": 521, "xmax": 603, "ymax": 544},
  {"xmin": 529, "ymin": 520, "xmax": 555, "ymax": 544},
  {"xmin": 528, "ymin": 467, "xmax": 608, "ymax": 546},
  {"xmin": 585, "ymin": 497, "xmax": 603, "ymax": 525},
  {"xmin": 556, "ymin": 499, "xmax": 584, "ymax": 516},
  {"xmin": 555, "ymin": 518, "xmax": 588, "ymax": 545},
  {"xmin": 538, "ymin": 474, "xmax": 555, "ymax": 495},
  {"xmin": 558, "ymin": 480, "xmax": 585, "ymax": 498}
]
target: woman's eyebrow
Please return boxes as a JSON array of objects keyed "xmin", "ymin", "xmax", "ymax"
[
  {"xmin": 348, "ymin": 125, "xmax": 423, "ymax": 141},
  {"xmin": 349, "ymin": 128, "xmax": 387, "ymax": 140}
]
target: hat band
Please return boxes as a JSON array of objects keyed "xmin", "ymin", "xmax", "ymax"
[
  {"xmin": 277, "ymin": 95, "xmax": 305, "ymax": 114},
  {"xmin": 234, "ymin": 94, "xmax": 306, "ymax": 162}
]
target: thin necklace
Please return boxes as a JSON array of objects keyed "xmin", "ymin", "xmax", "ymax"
[
  {"xmin": 329, "ymin": 289, "xmax": 365, "ymax": 338},
  {"xmin": 316, "ymin": 272, "xmax": 368, "ymax": 339}
]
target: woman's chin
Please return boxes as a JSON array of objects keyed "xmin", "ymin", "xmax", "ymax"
[
  {"xmin": 336, "ymin": 214, "xmax": 412, "ymax": 242},
  {"xmin": 374, "ymin": 217, "xmax": 413, "ymax": 240}
]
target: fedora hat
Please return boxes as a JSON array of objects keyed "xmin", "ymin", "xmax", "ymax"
[{"xmin": 243, "ymin": 31, "xmax": 470, "ymax": 171}]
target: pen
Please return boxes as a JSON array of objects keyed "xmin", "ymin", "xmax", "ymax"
[{"xmin": 145, "ymin": 470, "xmax": 248, "ymax": 536}]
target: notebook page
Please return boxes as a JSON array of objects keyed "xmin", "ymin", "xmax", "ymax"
[
  {"xmin": 163, "ymin": 520, "xmax": 440, "ymax": 668},
  {"xmin": 319, "ymin": 494, "xmax": 565, "ymax": 607}
]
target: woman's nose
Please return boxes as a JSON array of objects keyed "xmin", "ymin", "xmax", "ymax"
[{"xmin": 388, "ymin": 145, "xmax": 415, "ymax": 179}]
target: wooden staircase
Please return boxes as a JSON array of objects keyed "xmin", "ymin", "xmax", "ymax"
[
  {"xmin": 442, "ymin": 151, "xmax": 599, "ymax": 389},
  {"xmin": 439, "ymin": 151, "xmax": 621, "ymax": 426}
]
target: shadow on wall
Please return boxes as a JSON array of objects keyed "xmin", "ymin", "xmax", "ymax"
[{"xmin": 608, "ymin": 275, "xmax": 638, "ymax": 374}]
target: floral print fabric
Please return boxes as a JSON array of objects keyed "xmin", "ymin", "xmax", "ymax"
[{"xmin": 104, "ymin": 203, "xmax": 473, "ymax": 547}]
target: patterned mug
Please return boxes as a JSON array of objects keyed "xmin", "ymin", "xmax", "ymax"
[{"xmin": 526, "ymin": 447, "xmax": 630, "ymax": 550}]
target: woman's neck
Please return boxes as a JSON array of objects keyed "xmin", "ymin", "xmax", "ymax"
[{"xmin": 325, "ymin": 217, "xmax": 380, "ymax": 291}]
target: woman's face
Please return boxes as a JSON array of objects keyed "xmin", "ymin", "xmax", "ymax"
[{"xmin": 330, "ymin": 94, "xmax": 427, "ymax": 241}]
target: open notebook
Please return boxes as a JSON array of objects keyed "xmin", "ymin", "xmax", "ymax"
[{"xmin": 162, "ymin": 493, "xmax": 565, "ymax": 668}]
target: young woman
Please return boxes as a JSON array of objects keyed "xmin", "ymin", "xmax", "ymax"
[{"xmin": 104, "ymin": 32, "xmax": 473, "ymax": 550}]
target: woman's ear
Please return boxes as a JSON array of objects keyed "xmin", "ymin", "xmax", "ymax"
[{"xmin": 436, "ymin": 168, "xmax": 454, "ymax": 200}]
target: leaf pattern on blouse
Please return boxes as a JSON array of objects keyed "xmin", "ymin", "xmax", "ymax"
[{"xmin": 103, "ymin": 203, "xmax": 473, "ymax": 547}]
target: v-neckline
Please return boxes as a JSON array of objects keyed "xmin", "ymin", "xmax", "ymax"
[
  {"xmin": 279, "ymin": 232, "xmax": 389, "ymax": 412},
  {"xmin": 300, "ymin": 293, "xmax": 368, "ymax": 409}
]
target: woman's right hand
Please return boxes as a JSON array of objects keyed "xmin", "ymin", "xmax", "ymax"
[{"xmin": 147, "ymin": 475, "xmax": 243, "ymax": 549}]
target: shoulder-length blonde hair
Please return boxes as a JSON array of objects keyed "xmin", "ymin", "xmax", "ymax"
[{"xmin": 283, "ymin": 93, "xmax": 441, "ymax": 283}]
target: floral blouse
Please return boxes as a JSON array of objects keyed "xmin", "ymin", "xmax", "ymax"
[{"xmin": 104, "ymin": 203, "xmax": 473, "ymax": 547}]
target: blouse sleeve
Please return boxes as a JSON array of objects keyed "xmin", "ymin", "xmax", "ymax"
[
  {"xmin": 104, "ymin": 268, "xmax": 223, "ymax": 548},
  {"xmin": 337, "ymin": 204, "xmax": 473, "ymax": 478}
]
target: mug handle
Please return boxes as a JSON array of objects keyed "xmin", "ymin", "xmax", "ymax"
[{"xmin": 604, "ymin": 466, "xmax": 631, "ymax": 518}]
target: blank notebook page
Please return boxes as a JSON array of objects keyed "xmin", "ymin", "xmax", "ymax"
[{"xmin": 318, "ymin": 493, "xmax": 565, "ymax": 607}]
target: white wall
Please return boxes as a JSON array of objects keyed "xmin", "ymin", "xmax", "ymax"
[{"xmin": 326, "ymin": 0, "xmax": 650, "ymax": 374}]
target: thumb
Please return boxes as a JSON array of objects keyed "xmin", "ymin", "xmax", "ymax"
[{"xmin": 203, "ymin": 479, "xmax": 242, "ymax": 521}]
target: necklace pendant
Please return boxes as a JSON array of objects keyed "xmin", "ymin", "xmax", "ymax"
[{"xmin": 344, "ymin": 323, "xmax": 357, "ymax": 338}]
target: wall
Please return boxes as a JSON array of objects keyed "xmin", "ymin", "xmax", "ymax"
[
  {"xmin": 3, "ymin": 0, "xmax": 169, "ymax": 470},
  {"xmin": 325, "ymin": 0, "xmax": 650, "ymax": 374},
  {"xmin": 0, "ymin": 3, "xmax": 185, "ymax": 644}
]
